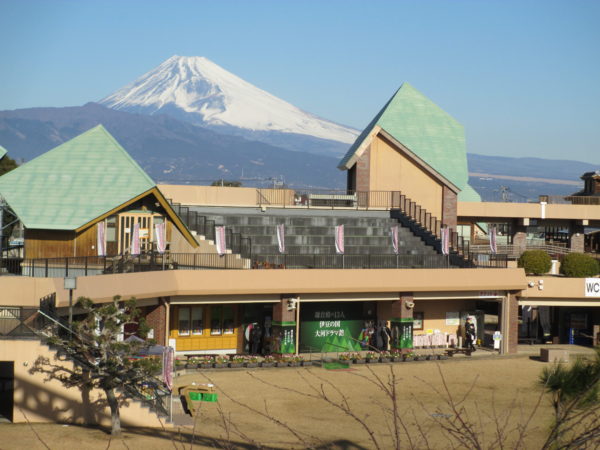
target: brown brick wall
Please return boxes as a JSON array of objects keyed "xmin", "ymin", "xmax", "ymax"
[
  {"xmin": 442, "ymin": 186, "xmax": 457, "ymax": 229},
  {"xmin": 391, "ymin": 293, "xmax": 414, "ymax": 354},
  {"xmin": 512, "ymin": 222, "xmax": 527, "ymax": 253},
  {"xmin": 145, "ymin": 297, "xmax": 168, "ymax": 345},
  {"xmin": 569, "ymin": 222, "xmax": 585, "ymax": 253},
  {"xmin": 355, "ymin": 146, "xmax": 371, "ymax": 192},
  {"xmin": 273, "ymin": 295, "xmax": 297, "ymax": 323},
  {"xmin": 507, "ymin": 293, "xmax": 519, "ymax": 354}
]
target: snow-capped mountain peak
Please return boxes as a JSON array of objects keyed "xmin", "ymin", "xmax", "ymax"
[{"xmin": 100, "ymin": 55, "xmax": 359, "ymax": 145}]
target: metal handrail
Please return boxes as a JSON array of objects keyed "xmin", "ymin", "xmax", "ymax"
[{"xmin": 2, "ymin": 306, "xmax": 172, "ymax": 418}]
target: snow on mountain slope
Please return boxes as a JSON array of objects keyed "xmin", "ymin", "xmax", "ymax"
[{"xmin": 100, "ymin": 55, "xmax": 359, "ymax": 144}]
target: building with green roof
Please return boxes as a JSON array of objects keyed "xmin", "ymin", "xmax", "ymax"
[
  {"xmin": 0, "ymin": 125, "xmax": 197, "ymax": 258},
  {"xmin": 339, "ymin": 82, "xmax": 480, "ymax": 228}
]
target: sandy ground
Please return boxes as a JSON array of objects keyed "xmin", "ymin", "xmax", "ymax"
[{"xmin": 2, "ymin": 349, "xmax": 594, "ymax": 450}]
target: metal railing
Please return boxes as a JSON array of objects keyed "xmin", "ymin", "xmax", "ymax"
[
  {"xmin": 468, "ymin": 243, "xmax": 577, "ymax": 259},
  {"xmin": 4, "ymin": 252, "xmax": 250, "ymax": 278},
  {"xmin": 2, "ymin": 250, "xmax": 508, "ymax": 277},
  {"xmin": 0, "ymin": 304, "xmax": 172, "ymax": 419},
  {"xmin": 169, "ymin": 201, "xmax": 252, "ymax": 257},
  {"xmin": 539, "ymin": 195, "xmax": 600, "ymax": 205}
]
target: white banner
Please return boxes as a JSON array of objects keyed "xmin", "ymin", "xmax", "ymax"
[
  {"xmin": 154, "ymin": 222, "xmax": 166, "ymax": 254},
  {"xmin": 335, "ymin": 225, "xmax": 344, "ymax": 255},
  {"xmin": 441, "ymin": 227, "xmax": 449, "ymax": 256},
  {"xmin": 215, "ymin": 226, "xmax": 226, "ymax": 256},
  {"xmin": 391, "ymin": 225, "xmax": 399, "ymax": 254},
  {"xmin": 130, "ymin": 222, "xmax": 140, "ymax": 255},
  {"xmin": 585, "ymin": 278, "xmax": 600, "ymax": 297},
  {"xmin": 276, "ymin": 224, "xmax": 285, "ymax": 254},
  {"xmin": 97, "ymin": 221, "xmax": 106, "ymax": 256},
  {"xmin": 163, "ymin": 346, "xmax": 174, "ymax": 391},
  {"xmin": 490, "ymin": 225, "xmax": 497, "ymax": 254}
]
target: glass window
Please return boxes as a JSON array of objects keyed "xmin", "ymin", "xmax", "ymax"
[
  {"xmin": 191, "ymin": 307, "xmax": 203, "ymax": 335},
  {"xmin": 211, "ymin": 306, "xmax": 222, "ymax": 335},
  {"xmin": 106, "ymin": 216, "xmax": 117, "ymax": 243},
  {"xmin": 178, "ymin": 307, "xmax": 190, "ymax": 336},
  {"xmin": 223, "ymin": 306, "xmax": 234, "ymax": 335}
]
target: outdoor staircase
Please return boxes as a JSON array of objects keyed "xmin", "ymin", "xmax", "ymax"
[
  {"xmin": 170, "ymin": 191, "xmax": 478, "ymax": 269},
  {"xmin": 1, "ymin": 295, "xmax": 172, "ymax": 423}
]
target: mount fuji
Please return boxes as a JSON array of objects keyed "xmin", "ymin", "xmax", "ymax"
[{"xmin": 100, "ymin": 55, "xmax": 359, "ymax": 157}]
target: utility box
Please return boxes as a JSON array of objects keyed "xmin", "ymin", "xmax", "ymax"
[{"xmin": 540, "ymin": 348, "xmax": 569, "ymax": 363}]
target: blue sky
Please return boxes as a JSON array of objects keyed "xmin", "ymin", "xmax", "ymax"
[{"xmin": 1, "ymin": 0, "xmax": 598, "ymax": 163}]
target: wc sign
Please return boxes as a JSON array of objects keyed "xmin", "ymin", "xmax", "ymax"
[{"xmin": 585, "ymin": 278, "xmax": 600, "ymax": 297}]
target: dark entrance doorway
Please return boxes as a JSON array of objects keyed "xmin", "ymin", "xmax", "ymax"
[{"xmin": 0, "ymin": 361, "xmax": 14, "ymax": 422}]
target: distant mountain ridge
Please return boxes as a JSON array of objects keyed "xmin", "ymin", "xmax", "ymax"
[
  {"xmin": 0, "ymin": 103, "xmax": 346, "ymax": 188},
  {"xmin": 99, "ymin": 55, "xmax": 359, "ymax": 157},
  {"xmin": 0, "ymin": 104, "xmax": 596, "ymax": 197}
]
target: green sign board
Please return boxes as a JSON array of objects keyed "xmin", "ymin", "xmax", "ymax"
[
  {"xmin": 272, "ymin": 321, "xmax": 296, "ymax": 354},
  {"xmin": 300, "ymin": 302, "xmax": 365, "ymax": 352},
  {"xmin": 390, "ymin": 318, "xmax": 413, "ymax": 349}
]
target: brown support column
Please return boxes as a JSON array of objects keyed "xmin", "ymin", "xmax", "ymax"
[
  {"xmin": 355, "ymin": 146, "xmax": 371, "ymax": 193},
  {"xmin": 272, "ymin": 294, "xmax": 298, "ymax": 355},
  {"xmin": 389, "ymin": 293, "xmax": 414, "ymax": 354},
  {"xmin": 501, "ymin": 293, "xmax": 519, "ymax": 354},
  {"xmin": 512, "ymin": 220, "xmax": 527, "ymax": 255},
  {"xmin": 569, "ymin": 222, "xmax": 585, "ymax": 253},
  {"xmin": 442, "ymin": 186, "xmax": 457, "ymax": 229},
  {"xmin": 145, "ymin": 297, "xmax": 169, "ymax": 346}
]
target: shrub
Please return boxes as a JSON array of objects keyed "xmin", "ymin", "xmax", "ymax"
[
  {"xmin": 518, "ymin": 250, "xmax": 552, "ymax": 275},
  {"xmin": 560, "ymin": 253, "xmax": 600, "ymax": 278}
]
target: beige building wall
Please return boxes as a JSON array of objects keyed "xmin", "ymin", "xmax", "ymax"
[
  {"xmin": 369, "ymin": 135, "xmax": 443, "ymax": 218},
  {"xmin": 2, "ymin": 339, "xmax": 167, "ymax": 427},
  {"xmin": 414, "ymin": 299, "xmax": 472, "ymax": 335},
  {"xmin": 158, "ymin": 185, "xmax": 296, "ymax": 208}
]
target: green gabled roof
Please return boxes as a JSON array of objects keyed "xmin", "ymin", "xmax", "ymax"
[
  {"xmin": 339, "ymin": 82, "xmax": 480, "ymax": 201},
  {"xmin": 0, "ymin": 125, "xmax": 156, "ymax": 230},
  {"xmin": 0, "ymin": 145, "xmax": 6, "ymax": 160}
]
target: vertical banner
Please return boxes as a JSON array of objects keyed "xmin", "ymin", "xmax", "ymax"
[
  {"xmin": 271, "ymin": 321, "xmax": 296, "ymax": 354},
  {"xmin": 130, "ymin": 222, "xmax": 140, "ymax": 255},
  {"xmin": 441, "ymin": 227, "xmax": 449, "ymax": 255},
  {"xmin": 155, "ymin": 222, "xmax": 166, "ymax": 254},
  {"xmin": 163, "ymin": 346, "xmax": 174, "ymax": 391},
  {"xmin": 335, "ymin": 224, "xmax": 345, "ymax": 254},
  {"xmin": 276, "ymin": 223, "xmax": 285, "ymax": 254},
  {"xmin": 97, "ymin": 221, "xmax": 106, "ymax": 256},
  {"xmin": 490, "ymin": 225, "xmax": 497, "ymax": 254},
  {"xmin": 215, "ymin": 226, "xmax": 226, "ymax": 256},
  {"xmin": 390, "ymin": 318, "xmax": 413, "ymax": 349},
  {"xmin": 391, "ymin": 225, "xmax": 399, "ymax": 254}
]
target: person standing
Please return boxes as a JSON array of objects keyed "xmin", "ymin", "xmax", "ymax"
[{"xmin": 465, "ymin": 317, "xmax": 476, "ymax": 351}]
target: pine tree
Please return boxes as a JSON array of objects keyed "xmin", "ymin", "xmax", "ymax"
[{"xmin": 31, "ymin": 296, "xmax": 162, "ymax": 436}]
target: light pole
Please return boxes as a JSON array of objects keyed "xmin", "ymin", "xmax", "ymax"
[{"xmin": 64, "ymin": 276, "xmax": 77, "ymax": 329}]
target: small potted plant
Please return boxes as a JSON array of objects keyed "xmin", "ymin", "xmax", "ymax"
[
  {"xmin": 365, "ymin": 351, "xmax": 378, "ymax": 363},
  {"xmin": 338, "ymin": 353, "xmax": 353, "ymax": 363},
  {"xmin": 402, "ymin": 352, "xmax": 415, "ymax": 362},
  {"xmin": 379, "ymin": 351, "xmax": 391, "ymax": 363},
  {"xmin": 199, "ymin": 355, "xmax": 213, "ymax": 369},
  {"xmin": 300, "ymin": 355, "xmax": 312, "ymax": 367},
  {"xmin": 213, "ymin": 355, "xmax": 229, "ymax": 369},
  {"xmin": 229, "ymin": 355, "xmax": 245, "ymax": 368},
  {"xmin": 260, "ymin": 355, "xmax": 276, "ymax": 368},
  {"xmin": 174, "ymin": 357, "xmax": 186, "ymax": 371},
  {"xmin": 186, "ymin": 357, "xmax": 201, "ymax": 369},
  {"xmin": 351, "ymin": 352, "xmax": 365, "ymax": 364},
  {"xmin": 244, "ymin": 355, "xmax": 259, "ymax": 368},
  {"xmin": 390, "ymin": 350, "xmax": 402, "ymax": 362},
  {"xmin": 287, "ymin": 355, "xmax": 301, "ymax": 367}
]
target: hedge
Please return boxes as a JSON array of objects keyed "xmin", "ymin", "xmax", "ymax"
[
  {"xmin": 560, "ymin": 253, "xmax": 600, "ymax": 278},
  {"xmin": 518, "ymin": 250, "xmax": 552, "ymax": 275}
]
